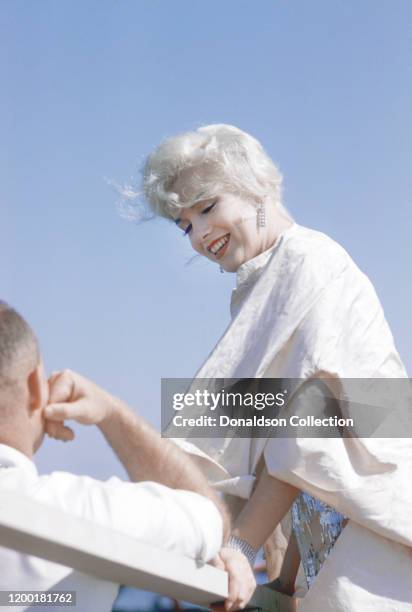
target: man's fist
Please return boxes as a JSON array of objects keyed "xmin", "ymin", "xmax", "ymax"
[{"xmin": 44, "ymin": 369, "xmax": 117, "ymax": 441}]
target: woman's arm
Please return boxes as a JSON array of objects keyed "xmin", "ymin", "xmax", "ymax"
[
  {"xmin": 214, "ymin": 465, "xmax": 299, "ymax": 611},
  {"xmin": 231, "ymin": 464, "xmax": 299, "ymax": 549},
  {"xmin": 267, "ymin": 531, "xmax": 301, "ymax": 596}
]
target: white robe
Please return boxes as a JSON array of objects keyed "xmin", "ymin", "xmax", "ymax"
[{"xmin": 168, "ymin": 223, "xmax": 412, "ymax": 611}]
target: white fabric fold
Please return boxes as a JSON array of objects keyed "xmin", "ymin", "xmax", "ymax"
[{"xmin": 167, "ymin": 224, "xmax": 412, "ymax": 611}]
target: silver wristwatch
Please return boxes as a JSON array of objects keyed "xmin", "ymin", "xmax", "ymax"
[{"xmin": 226, "ymin": 535, "xmax": 258, "ymax": 567}]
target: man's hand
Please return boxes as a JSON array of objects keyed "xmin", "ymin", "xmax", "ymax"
[
  {"xmin": 211, "ymin": 547, "xmax": 256, "ymax": 611},
  {"xmin": 44, "ymin": 369, "xmax": 119, "ymax": 440}
]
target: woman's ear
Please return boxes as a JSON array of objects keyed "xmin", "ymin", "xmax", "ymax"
[{"xmin": 27, "ymin": 361, "xmax": 49, "ymax": 413}]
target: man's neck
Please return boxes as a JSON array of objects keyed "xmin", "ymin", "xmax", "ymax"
[{"xmin": 0, "ymin": 426, "xmax": 34, "ymax": 460}]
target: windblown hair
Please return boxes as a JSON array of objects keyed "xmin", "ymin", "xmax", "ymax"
[
  {"xmin": 0, "ymin": 301, "xmax": 39, "ymax": 388},
  {"xmin": 122, "ymin": 124, "xmax": 291, "ymax": 221}
]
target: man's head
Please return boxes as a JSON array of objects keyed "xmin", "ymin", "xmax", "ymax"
[{"xmin": 0, "ymin": 301, "xmax": 48, "ymax": 457}]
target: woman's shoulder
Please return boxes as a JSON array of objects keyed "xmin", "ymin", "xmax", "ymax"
[
  {"xmin": 286, "ymin": 224, "xmax": 349, "ymax": 258},
  {"xmin": 262, "ymin": 224, "xmax": 361, "ymax": 294},
  {"xmin": 280, "ymin": 224, "xmax": 354, "ymax": 273}
]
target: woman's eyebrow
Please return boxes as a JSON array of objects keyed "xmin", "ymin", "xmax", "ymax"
[
  {"xmin": 192, "ymin": 197, "xmax": 215, "ymax": 211},
  {"xmin": 174, "ymin": 197, "xmax": 212, "ymax": 225}
]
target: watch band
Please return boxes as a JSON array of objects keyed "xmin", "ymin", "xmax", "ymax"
[{"xmin": 226, "ymin": 535, "xmax": 258, "ymax": 567}]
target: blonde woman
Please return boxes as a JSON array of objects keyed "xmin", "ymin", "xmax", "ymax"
[{"xmin": 137, "ymin": 125, "xmax": 411, "ymax": 612}]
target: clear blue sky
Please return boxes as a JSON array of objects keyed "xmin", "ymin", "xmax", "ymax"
[{"xmin": 1, "ymin": 0, "xmax": 411, "ymax": 479}]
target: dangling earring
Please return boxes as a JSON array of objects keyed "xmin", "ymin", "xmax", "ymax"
[
  {"xmin": 220, "ymin": 265, "xmax": 225, "ymax": 274},
  {"xmin": 257, "ymin": 203, "xmax": 266, "ymax": 228}
]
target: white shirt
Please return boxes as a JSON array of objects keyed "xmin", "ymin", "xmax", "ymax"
[{"xmin": 0, "ymin": 444, "xmax": 222, "ymax": 612}]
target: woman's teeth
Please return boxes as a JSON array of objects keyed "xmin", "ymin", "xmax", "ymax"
[{"xmin": 209, "ymin": 234, "xmax": 230, "ymax": 255}]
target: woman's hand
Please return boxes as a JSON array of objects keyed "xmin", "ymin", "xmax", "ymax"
[{"xmin": 211, "ymin": 547, "xmax": 256, "ymax": 611}]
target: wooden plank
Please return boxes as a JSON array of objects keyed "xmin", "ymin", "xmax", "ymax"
[
  {"xmin": 0, "ymin": 488, "xmax": 227, "ymax": 605},
  {"xmin": 0, "ymin": 488, "xmax": 294, "ymax": 610}
]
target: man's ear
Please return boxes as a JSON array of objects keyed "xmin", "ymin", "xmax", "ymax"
[{"xmin": 27, "ymin": 362, "xmax": 49, "ymax": 413}]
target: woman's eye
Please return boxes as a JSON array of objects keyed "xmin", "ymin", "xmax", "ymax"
[
  {"xmin": 177, "ymin": 201, "xmax": 216, "ymax": 237},
  {"xmin": 202, "ymin": 201, "xmax": 217, "ymax": 214}
]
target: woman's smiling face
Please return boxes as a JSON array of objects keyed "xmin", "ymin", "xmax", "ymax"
[
  {"xmin": 174, "ymin": 191, "xmax": 265, "ymax": 272},
  {"xmin": 172, "ymin": 165, "xmax": 291, "ymax": 272}
]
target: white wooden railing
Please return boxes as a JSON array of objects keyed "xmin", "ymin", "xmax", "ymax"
[{"xmin": 0, "ymin": 489, "xmax": 294, "ymax": 611}]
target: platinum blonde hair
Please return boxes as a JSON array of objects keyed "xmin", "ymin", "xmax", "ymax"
[{"xmin": 124, "ymin": 124, "xmax": 291, "ymax": 221}]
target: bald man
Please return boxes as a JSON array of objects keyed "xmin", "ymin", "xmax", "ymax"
[{"xmin": 0, "ymin": 301, "xmax": 229, "ymax": 611}]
